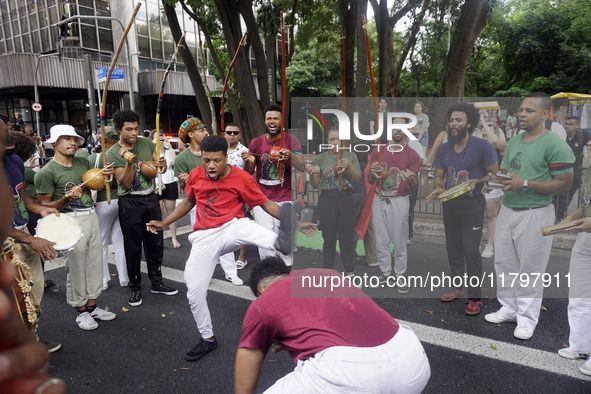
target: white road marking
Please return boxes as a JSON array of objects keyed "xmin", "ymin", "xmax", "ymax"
[{"xmin": 45, "ymin": 225, "xmax": 590, "ymax": 382}]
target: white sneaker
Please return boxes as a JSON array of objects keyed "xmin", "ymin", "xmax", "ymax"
[
  {"xmin": 558, "ymin": 348, "xmax": 589, "ymax": 360},
  {"xmin": 90, "ymin": 307, "xmax": 116, "ymax": 321},
  {"xmin": 581, "ymin": 360, "xmax": 591, "ymax": 376},
  {"xmin": 226, "ymin": 275, "xmax": 243, "ymax": 286},
  {"xmin": 481, "ymin": 245, "xmax": 494, "ymax": 259},
  {"xmin": 514, "ymin": 325, "xmax": 534, "ymax": 340},
  {"xmin": 120, "ymin": 280, "xmax": 129, "ymax": 287},
  {"xmin": 484, "ymin": 310, "xmax": 516, "ymax": 324},
  {"xmin": 76, "ymin": 312, "xmax": 98, "ymax": 331},
  {"xmin": 102, "ymin": 282, "xmax": 109, "ymax": 291}
]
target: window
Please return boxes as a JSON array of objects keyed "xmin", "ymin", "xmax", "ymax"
[
  {"xmin": 138, "ymin": 35, "xmax": 150, "ymax": 57},
  {"xmin": 136, "ymin": 20, "xmax": 148, "ymax": 36},
  {"xmin": 98, "ymin": 28, "xmax": 112, "ymax": 52},
  {"xmin": 81, "ymin": 24, "xmax": 98, "ymax": 50},
  {"xmin": 151, "ymin": 38, "xmax": 162, "ymax": 58}
]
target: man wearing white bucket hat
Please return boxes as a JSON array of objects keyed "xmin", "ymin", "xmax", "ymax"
[{"xmin": 35, "ymin": 124, "xmax": 116, "ymax": 331}]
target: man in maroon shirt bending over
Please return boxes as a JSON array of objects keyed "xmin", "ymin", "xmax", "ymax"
[{"xmin": 235, "ymin": 257, "xmax": 431, "ymax": 393}]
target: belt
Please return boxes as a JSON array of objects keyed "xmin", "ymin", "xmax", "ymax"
[
  {"xmin": 507, "ymin": 204, "xmax": 550, "ymax": 212},
  {"xmin": 130, "ymin": 184, "xmax": 155, "ymax": 195},
  {"xmin": 66, "ymin": 208, "xmax": 95, "ymax": 217}
]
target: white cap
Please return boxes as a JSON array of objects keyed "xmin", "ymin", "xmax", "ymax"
[{"xmin": 44, "ymin": 125, "xmax": 84, "ymax": 149}]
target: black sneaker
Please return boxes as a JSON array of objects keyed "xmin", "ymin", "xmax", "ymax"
[
  {"xmin": 151, "ymin": 283, "xmax": 179, "ymax": 296},
  {"xmin": 128, "ymin": 290, "xmax": 142, "ymax": 306},
  {"xmin": 185, "ymin": 338, "xmax": 218, "ymax": 361},
  {"xmin": 276, "ymin": 203, "xmax": 296, "ymax": 255},
  {"xmin": 41, "ymin": 341, "xmax": 62, "ymax": 353},
  {"xmin": 396, "ymin": 276, "xmax": 409, "ymax": 294}
]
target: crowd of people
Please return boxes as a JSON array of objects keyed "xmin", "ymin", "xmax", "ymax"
[{"xmin": 1, "ymin": 92, "xmax": 591, "ymax": 393}]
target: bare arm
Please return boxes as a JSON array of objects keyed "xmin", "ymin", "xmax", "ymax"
[
  {"xmin": 234, "ymin": 348, "xmax": 264, "ymax": 394},
  {"xmin": 146, "ymin": 197, "xmax": 196, "ymax": 233},
  {"xmin": 503, "ymin": 172, "xmax": 573, "ymax": 194},
  {"xmin": 260, "ymin": 199, "xmax": 280, "ymax": 220},
  {"xmin": 241, "ymin": 150, "xmax": 255, "ymax": 174},
  {"xmin": 306, "ymin": 165, "xmax": 321, "ymax": 189},
  {"xmin": 469, "ymin": 162, "xmax": 499, "ymax": 189},
  {"xmin": 425, "ymin": 130, "xmax": 447, "ymax": 167},
  {"xmin": 425, "ymin": 168, "xmax": 445, "ymax": 203}
]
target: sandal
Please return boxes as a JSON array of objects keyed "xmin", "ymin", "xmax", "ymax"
[
  {"xmin": 172, "ymin": 240, "xmax": 181, "ymax": 249},
  {"xmin": 236, "ymin": 260, "xmax": 247, "ymax": 270}
]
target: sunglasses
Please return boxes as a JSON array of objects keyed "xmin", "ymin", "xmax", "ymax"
[{"xmin": 225, "ymin": 131, "xmax": 240, "ymax": 135}]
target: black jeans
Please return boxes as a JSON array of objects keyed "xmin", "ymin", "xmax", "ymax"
[
  {"xmin": 408, "ymin": 188, "xmax": 418, "ymax": 239},
  {"xmin": 442, "ymin": 195, "xmax": 485, "ymax": 300},
  {"xmin": 118, "ymin": 193, "xmax": 164, "ymax": 291},
  {"xmin": 318, "ymin": 189, "xmax": 356, "ymax": 273}
]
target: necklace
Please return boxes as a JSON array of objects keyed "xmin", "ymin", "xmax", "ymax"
[{"xmin": 189, "ymin": 147, "xmax": 201, "ymax": 156}]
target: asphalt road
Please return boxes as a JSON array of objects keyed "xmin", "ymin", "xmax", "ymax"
[{"xmin": 37, "ymin": 215, "xmax": 591, "ymax": 393}]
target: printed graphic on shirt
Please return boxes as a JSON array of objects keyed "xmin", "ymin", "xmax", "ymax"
[
  {"xmin": 260, "ymin": 153, "xmax": 281, "ymax": 182},
  {"xmin": 64, "ymin": 182, "xmax": 93, "ymax": 210},
  {"xmin": 10, "ymin": 182, "xmax": 29, "ymax": 228},
  {"xmin": 445, "ymin": 167, "xmax": 470, "ymax": 190},
  {"xmin": 323, "ymin": 167, "xmax": 337, "ymax": 189},
  {"xmin": 201, "ymin": 189, "xmax": 220, "ymax": 218},
  {"xmin": 508, "ymin": 152, "xmax": 523, "ymax": 174},
  {"xmin": 131, "ymin": 163, "xmax": 153, "ymax": 191}
]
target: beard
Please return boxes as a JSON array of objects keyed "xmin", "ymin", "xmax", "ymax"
[
  {"xmin": 266, "ymin": 127, "xmax": 280, "ymax": 136},
  {"xmin": 448, "ymin": 125, "xmax": 468, "ymax": 145}
]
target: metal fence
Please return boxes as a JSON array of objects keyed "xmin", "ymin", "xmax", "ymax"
[{"xmin": 294, "ymin": 167, "xmax": 587, "ymax": 221}]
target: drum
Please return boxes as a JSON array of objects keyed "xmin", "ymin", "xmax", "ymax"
[
  {"xmin": 438, "ymin": 183, "xmax": 471, "ymax": 202},
  {"xmin": 1, "ymin": 239, "xmax": 41, "ymax": 332},
  {"xmin": 35, "ymin": 213, "xmax": 82, "ymax": 251}
]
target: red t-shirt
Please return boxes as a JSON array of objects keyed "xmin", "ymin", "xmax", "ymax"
[
  {"xmin": 369, "ymin": 144, "xmax": 421, "ymax": 197},
  {"xmin": 248, "ymin": 133, "xmax": 302, "ymax": 202},
  {"xmin": 238, "ymin": 268, "xmax": 399, "ymax": 362},
  {"xmin": 185, "ymin": 166, "xmax": 268, "ymax": 231}
]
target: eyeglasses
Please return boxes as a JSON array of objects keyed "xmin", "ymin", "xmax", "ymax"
[{"xmin": 225, "ymin": 131, "xmax": 240, "ymax": 135}]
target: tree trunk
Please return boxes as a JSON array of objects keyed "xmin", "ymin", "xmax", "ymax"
[
  {"xmin": 213, "ymin": 0, "xmax": 265, "ymax": 142},
  {"xmin": 355, "ymin": 0, "xmax": 368, "ymax": 98},
  {"xmin": 239, "ymin": 0, "xmax": 271, "ymax": 110},
  {"xmin": 439, "ymin": 0, "xmax": 491, "ymax": 97},
  {"xmin": 197, "ymin": 26, "xmax": 217, "ymax": 134},
  {"xmin": 338, "ymin": 0, "xmax": 357, "ymax": 101},
  {"xmin": 265, "ymin": 34, "xmax": 277, "ymax": 103},
  {"xmin": 431, "ymin": 0, "xmax": 491, "ymax": 144},
  {"xmin": 180, "ymin": 1, "xmax": 243, "ymax": 132},
  {"xmin": 163, "ymin": 3, "xmax": 213, "ymax": 131},
  {"xmin": 389, "ymin": 0, "xmax": 430, "ymax": 97}
]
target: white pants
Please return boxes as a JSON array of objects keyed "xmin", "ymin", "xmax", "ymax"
[
  {"xmin": 567, "ymin": 232, "xmax": 591, "ymax": 354},
  {"xmin": 253, "ymin": 202, "xmax": 293, "ymax": 266},
  {"xmin": 96, "ymin": 200, "xmax": 128, "ymax": 285},
  {"xmin": 16, "ymin": 228, "xmax": 44, "ymax": 305},
  {"xmin": 265, "ymin": 325, "xmax": 431, "ymax": 394},
  {"xmin": 372, "ymin": 195, "xmax": 409, "ymax": 277},
  {"xmin": 64, "ymin": 213, "xmax": 103, "ymax": 308},
  {"xmin": 185, "ymin": 218, "xmax": 277, "ymax": 338},
  {"xmin": 190, "ymin": 205, "xmax": 238, "ymax": 279},
  {"xmin": 493, "ymin": 204, "xmax": 554, "ymax": 329}
]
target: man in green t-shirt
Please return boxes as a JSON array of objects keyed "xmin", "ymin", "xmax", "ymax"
[
  {"xmin": 107, "ymin": 110, "xmax": 178, "ymax": 307},
  {"xmin": 35, "ymin": 124, "xmax": 116, "ymax": 331},
  {"xmin": 485, "ymin": 92, "xmax": 575, "ymax": 340}
]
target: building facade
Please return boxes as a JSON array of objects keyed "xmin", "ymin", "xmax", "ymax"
[{"xmin": 0, "ymin": 0, "xmax": 225, "ymax": 137}]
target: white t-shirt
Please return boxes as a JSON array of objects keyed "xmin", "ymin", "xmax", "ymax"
[{"xmin": 227, "ymin": 142, "xmax": 248, "ymax": 169}]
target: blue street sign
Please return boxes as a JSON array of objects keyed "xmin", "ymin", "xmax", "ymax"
[{"xmin": 96, "ymin": 67, "xmax": 124, "ymax": 83}]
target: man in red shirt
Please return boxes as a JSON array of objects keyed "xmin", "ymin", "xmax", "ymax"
[
  {"xmin": 235, "ymin": 257, "xmax": 431, "ymax": 393},
  {"xmin": 147, "ymin": 135, "xmax": 301, "ymax": 362},
  {"xmin": 242, "ymin": 104, "xmax": 305, "ymax": 266}
]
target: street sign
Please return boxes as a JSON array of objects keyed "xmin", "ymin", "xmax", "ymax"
[
  {"xmin": 97, "ymin": 67, "xmax": 124, "ymax": 83},
  {"xmin": 32, "ymin": 102, "xmax": 42, "ymax": 112}
]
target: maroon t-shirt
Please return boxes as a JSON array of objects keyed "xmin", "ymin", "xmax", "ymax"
[
  {"xmin": 369, "ymin": 144, "xmax": 421, "ymax": 197},
  {"xmin": 248, "ymin": 133, "xmax": 302, "ymax": 202},
  {"xmin": 185, "ymin": 166, "xmax": 267, "ymax": 231},
  {"xmin": 238, "ymin": 268, "xmax": 399, "ymax": 362}
]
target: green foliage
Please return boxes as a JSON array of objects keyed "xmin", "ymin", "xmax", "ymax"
[{"xmin": 287, "ymin": 36, "xmax": 341, "ymax": 96}]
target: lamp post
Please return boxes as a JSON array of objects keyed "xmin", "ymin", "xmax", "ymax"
[
  {"xmin": 33, "ymin": 53, "xmax": 55, "ymax": 136},
  {"xmin": 54, "ymin": 15, "xmax": 135, "ymax": 110}
]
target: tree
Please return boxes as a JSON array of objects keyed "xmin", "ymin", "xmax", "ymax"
[{"xmin": 439, "ymin": 0, "xmax": 492, "ymax": 97}]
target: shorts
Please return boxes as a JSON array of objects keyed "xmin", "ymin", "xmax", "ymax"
[
  {"xmin": 158, "ymin": 181, "xmax": 179, "ymax": 201},
  {"xmin": 413, "ymin": 131, "xmax": 429, "ymax": 146}
]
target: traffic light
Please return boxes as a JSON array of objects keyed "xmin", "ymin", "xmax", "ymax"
[{"xmin": 59, "ymin": 14, "xmax": 71, "ymax": 39}]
